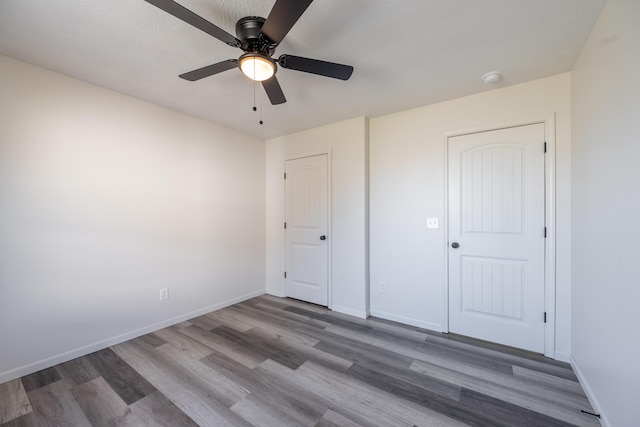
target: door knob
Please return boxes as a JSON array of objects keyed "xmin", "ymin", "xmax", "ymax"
[
  {"xmin": 320, "ymin": 235, "xmax": 326, "ymax": 241},
  {"xmin": 451, "ymin": 242, "xmax": 460, "ymax": 249}
]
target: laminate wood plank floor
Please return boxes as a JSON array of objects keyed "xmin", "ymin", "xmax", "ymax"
[{"xmin": 0, "ymin": 295, "xmax": 601, "ymax": 426}]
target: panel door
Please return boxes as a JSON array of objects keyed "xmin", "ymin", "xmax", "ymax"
[
  {"xmin": 448, "ymin": 123, "xmax": 545, "ymax": 352},
  {"xmin": 285, "ymin": 154, "xmax": 328, "ymax": 306}
]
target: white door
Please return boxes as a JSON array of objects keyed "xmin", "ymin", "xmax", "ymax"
[
  {"xmin": 448, "ymin": 123, "xmax": 545, "ymax": 353},
  {"xmin": 285, "ymin": 154, "xmax": 329, "ymax": 306}
]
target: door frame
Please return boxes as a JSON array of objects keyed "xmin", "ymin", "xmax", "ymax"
[
  {"xmin": 443, "ymin": 115, "xmax": 556, "ymax": 358},
  {"xmin": 284, "ymin": 150, "xmax": 332, "ymax": 309}
]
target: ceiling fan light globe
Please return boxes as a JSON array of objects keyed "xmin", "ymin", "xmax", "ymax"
[{"xmin": 239, "ymin": 54, "xmax": 275, "ymax": 81}]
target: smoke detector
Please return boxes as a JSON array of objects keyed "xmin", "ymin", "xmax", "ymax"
[{"xmin": 482, "ymin": 71, "xmax": 503, "ymax": 84}]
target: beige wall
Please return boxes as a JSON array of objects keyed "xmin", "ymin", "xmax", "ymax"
[
  {"xmin": 571, "ymin": 0, "xmax": 640, "ymax": 425},
  {"xmin": 265, "ymin": 117, "xmax": 369, "ymax": 318},
  {"xmin": 0, "ymin": 55, "xmax": 266, "ymax": 383},
  {"xmin": 369, "ymin": 73, "xmax": 572, "ymax": 359}
]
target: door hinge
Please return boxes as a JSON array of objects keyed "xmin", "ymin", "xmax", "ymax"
[
  {"xmin": 284, "ymin": 172, "xmax": 286, "ymax": 179},
  {"xmin": 544, "ymin": 227, "xmax": 547, "ymax": 238},
  {"xmin": 284, "ymin": 272, "xmax": 287, "ymax": 279},
  {"xmin": 544, "ymin": 312, "xmax": 547, "ymax": 323},
  {"xmin": 284, "ymin": 222, "xmax": 287, "ymax": 229},
  {"xmin": 544, "ymin": 142, "xmax": 547, "ymax": 153}
]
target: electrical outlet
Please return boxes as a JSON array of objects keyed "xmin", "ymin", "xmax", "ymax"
[
  {"xmin": 427, "ymin": 217, "xmax": 439, "ymax": 229},
  {"xmin": 379, "ymin": 281, "xmax": 386, "ymax": 292},
  {"xmin": 159, "ymin": 288, "xmax": 169, "ymax": 301}
]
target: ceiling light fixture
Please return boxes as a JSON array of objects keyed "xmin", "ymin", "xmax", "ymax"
[
  {"xmin": 482, "ymin": 71, "xmax": 503, "ymax": 84},
  {"xmin": 239, "ymin": 53, "xmax": 276, "ymax": 81}
]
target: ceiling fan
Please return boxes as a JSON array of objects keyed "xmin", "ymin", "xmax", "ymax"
[{"xmin": 144, "ymin": 0, "xmax": 354, "ymax": 105}]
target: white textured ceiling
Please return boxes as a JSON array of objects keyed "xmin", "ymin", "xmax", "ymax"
[{"xmin": 0, "ymin": 0, "xmax": 605, "ymax": 139}]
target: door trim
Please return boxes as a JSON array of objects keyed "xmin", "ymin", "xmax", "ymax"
[
  {"xmin": 284, "ymin": 150, "xmax": 332, "ymax": 309},
  {"xmin": 443, "ymin": 115, "xmax": 556, "ymax": 358}
]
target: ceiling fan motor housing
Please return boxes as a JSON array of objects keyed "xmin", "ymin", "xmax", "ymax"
[{"xmin": 236, "ymin": 16, "xmax": 275, "ymax": 56}]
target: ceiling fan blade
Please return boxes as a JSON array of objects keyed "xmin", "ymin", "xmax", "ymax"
[
  {"xmin": 179, "ymin": 59, "xmax": 238, "ymax": 81},
  {"xmin": 260, "ymin": 0, "xmax": 314, "ymax": 45},
  {"xmin": 262, "ymin": 76, "xmax": 287, "ymax": 105},
  {"xmin": 278, "ymin": 54, "xmax": 354, "ymax": 80},
  {"xmin": 143, "ymin": 0, "xmax": 241, "ymax": 47}
]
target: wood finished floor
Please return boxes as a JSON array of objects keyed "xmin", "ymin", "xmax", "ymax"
[{"xmin": 0, "ymin": 295, "xmax": 600, "ymax": 426}]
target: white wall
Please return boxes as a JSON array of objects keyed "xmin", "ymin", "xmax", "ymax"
[
  {"xmin": 265, "ymin": 117, "xmax": 368, "ymax": 318},
  {"xmin": 0, "ymin": 55, "xmax": 266, "ymax": 383},
  {"xmin": 369, "ymin": 74, "xmax": 572, "ymax": 358},
  {"xmin": 571, "ymin": 0, "xmax": 640, "ymax": 425}
]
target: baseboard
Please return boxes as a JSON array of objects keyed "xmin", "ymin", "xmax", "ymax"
[
  {"xmin": 369, "ymin": 310, "xmax": 442, "ymax": 331},
  {"xmin": 570, "ymin": 355, "xmax": 608, "ymax": 427},
  {"xmin": 554, "ymin": 351, "xmax": 571, "ymax": 363},
  {"xmin": 331, "ymin": 305, "xmax": 368, "ymax": 319},
  {"xmin": 0, "ymin": 289, "xmax": 265, "ymax": 385},
  {"xmin": 265, "ymin": 288, "xmax": 285, "ymax": 298}
]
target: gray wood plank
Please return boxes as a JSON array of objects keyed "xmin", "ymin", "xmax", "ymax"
[
  {"xmin": 425, "ymin": 332, "xmax": 579, "ymax": 381},
  {"xmin": 434, "ymin": 331, "xmax": 572, "ymax": 368},
  {"xmin": 55, "ymin": 355, "xmax": 100, "ymax": 387},
  {"xmin": 246, "ymin": 326, "xmax": 353, "ymax": 372},
  {"xmin": 0, "ymin": 379, "xmax": 31, "ymax": 424},
  {"xmin": 285, "ymin": 306, "xmax": 374, "ymax": 333},
  {"xmin": 0, "ymin": 412, "xmax": 38, "ymax": 427},
  {"xmin": 324, "ymin": 324, "xmax": 516, "ymax": 377},
  {"xmin": 171, "ymin": 320, "xmax": 193, "ymax": 329},
  {"xmin": 259, "ymin": 295, "xmax": 328, "ymax": 313},
  {"xmin": 204, "ymin": 309, "xmax": 258, "ymax": 332},
  {"xmin": 86, "ymin": 348, "xmax": 156, "ymax": 405},
  {"xmin": 289, "ymin": 360, "xmax": 467, "ymax": 427},
  {"xmin": 129, "ymin": 391, "xmax": 199, "ymax": 427},
  {"xmin": 200, "ymin": 349, "xmax": 326, "ymax": 425},
  {"xmin": 136, "ymin": 333, "xmax": 167, "ymax": 348},
  {"xmin": 342, "ymin": 362, "xmax": 511, "ymax": 425},
  {"xmin": 251, "ymin": 294, "xmax": 292, "ymax": 309},
  {"xmin": 457, "ymin": 387, "xmax": 575, "ymax": 427},
  {"xmin": 315, "ymin": 409, "xmax": 363, "ymax": 427},
  {"xmin": 178, "ymin": 324, "xmax": 265, "ymax": 369},
  {"xmin": 155, "ymin": 342, "xmax": 249, "ymax": 406},
  {"xmin": 360, "ymin": 318, "xmax": 430, "ymax": 342},
  {"xmin": 313, "ymin": 334, "xmax": 417, "ymax": 372},
  {"xmin": 187, "ymin": 314, "xmax": 223, "ymax": 331},
  {"xmin": 71, "ymin": 376, "xmax": 142, "ymax": 427},
  {"xmin": 20, "ymin": 367, "xmax": 61, "ymax": 393},
  {"xmin": 224, "ymin": 304, "xmax": 348, "ymax": 356},
  {"xmin": 231, "ymin": 302, "xmax": 332, "ymax": 331},
  {"xmin": 410, "ymin": 360, "xmax": 599, "ymax": 426},
  {"xmin": 153, "ymin": 327, "xmax": 214, "ymax": 360},
  {"xmin": 231, "ymin": 393, "xmax": 310, "ymax": 427},
  {"xmin": 112, "ymin": 339, "xmax": 251, "ymax": 427},
  {"xmin": 26, "ymin": 380, "xmax": 91, "ymax": 426},
  {"xmin": 210, "ymin": 325, "xmax": 307, "ymax": 370},
  {"xmin": 512, "ymin": 364, "xmax": 586, "ymax": 396}
]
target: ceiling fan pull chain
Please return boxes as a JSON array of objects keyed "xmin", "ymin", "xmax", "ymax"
[
  {"xmin": 252, "ymin": 60, "xmax": 258, "ymax": 112},
  {"xmin": 259, "ymin": 85, "xmax": 264, "ymax": 125},
  {"xmin": 252, "ymin": 77, "xmax": 257, "ymax": 112}
]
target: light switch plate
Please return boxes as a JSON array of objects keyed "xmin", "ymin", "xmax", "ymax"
[{"xmin": 427, "ymin": 217, "xmax": 439, "ymax": 229}]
